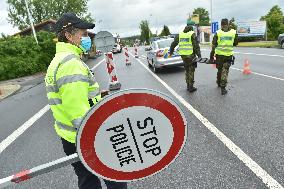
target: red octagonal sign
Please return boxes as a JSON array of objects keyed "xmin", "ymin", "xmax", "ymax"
[{"xmin": 76, "ymin": 89, "xmax": 187, "ymax": 182}]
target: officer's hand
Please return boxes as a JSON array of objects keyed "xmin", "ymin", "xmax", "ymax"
[{"xmin": 101, "ymin": 90, "xmax": 109, "ymax": 97}]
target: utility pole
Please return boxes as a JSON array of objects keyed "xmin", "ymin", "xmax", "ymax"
[
  {"xmin": 24, "ymin": 0, "xmax": 38, "ymax": 44},
  {"xmin": 210, "ymin": 0, "xmax": 213, "ymax": 42}
]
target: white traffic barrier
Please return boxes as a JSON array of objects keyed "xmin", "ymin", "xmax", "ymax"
[
  {"xmin": 124, "ymin": 47, "xmax": 131, "ymax": 66},
  {"xmin": 104, "ymin": 52, "xmax": 121, "ymax": 91},
  {"xmin": 134, "ymin": 45, "xmax": 139, "ymax": 58}
]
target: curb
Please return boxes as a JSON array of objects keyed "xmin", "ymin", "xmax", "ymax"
[{"xmin": 0, "ymin": 84, "xmax": 21, "ymax": 100}]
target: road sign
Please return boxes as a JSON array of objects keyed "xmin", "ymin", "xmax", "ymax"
[
  {"xmin": 211, "ymin": 22, "xmax": 219, "ymax": 34},
  {"xmin": 77, "ymin": 89, "xmax": 187, "ymax": 182},
  {"xmin": 0, "ymin": 89, "xmax": 187, "ymax": 187},
  {"xmin": 94, "ymin": 31, "xmax": 115, "ymax": 53}
]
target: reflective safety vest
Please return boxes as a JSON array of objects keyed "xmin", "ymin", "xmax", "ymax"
[
  {"xmin": 215, "ymin": 29, "xmax": 236, "ymax": 56},
  {"xmin": 45, "ymin": 42, "xmax": 101, "ymax": 143},
  {"xmin": 178, "ymin": 31, "xmax": 194, "ymax": 55}
]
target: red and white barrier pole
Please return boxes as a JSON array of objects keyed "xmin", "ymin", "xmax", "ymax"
[
  {"xmin": 124, "ymin": 47, "xmax": 131, "ymax": 66},
  {"xmin": 104, "ymin": 52, "xmax": 121, "ymax": 90},
  {"xmin": 0, "ymin": 154, "xmax": 79, "ymax": 188},
  {"xmin": 134, "ymin": 44, "xmax": 139, "ymax": 58}
]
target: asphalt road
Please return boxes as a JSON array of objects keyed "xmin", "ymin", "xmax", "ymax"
[{"xmin": 0, "ymin": 46, "xmax": 283, "ymax": 189}]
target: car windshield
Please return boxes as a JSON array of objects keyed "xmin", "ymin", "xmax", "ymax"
[{"xmin": 157, "ymin": 39, "xmax": 174, "ymax": 49}]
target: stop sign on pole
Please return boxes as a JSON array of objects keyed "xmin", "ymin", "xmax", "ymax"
[{"xmin": 77, "ymin": 89, "xmax": 187, "ymax": 182}]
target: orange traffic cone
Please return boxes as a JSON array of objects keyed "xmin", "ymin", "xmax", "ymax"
[{"xmin": 243, "ymin": 59, "xmax": 252, "ymax": 74}]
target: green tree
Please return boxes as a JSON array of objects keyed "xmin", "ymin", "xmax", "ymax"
[
  {"xmin": 159, "ymin": 25, "xmax": 171, "ymax": 36},
  {"xmin": 7, "ymin": 0, "xmax": 93, "ymax": 30},
  {"xmin": 193, "ymin": 8, "xmax": 210, "ymax": 26},
  {"xmin": 260, "ymin": 5, "xmax": 284, "ymax": 40},
  {"xmin": 139, "ymin": 20, "xmax": 151, "ymax": 44}
]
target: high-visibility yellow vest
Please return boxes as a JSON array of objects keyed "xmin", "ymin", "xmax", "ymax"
[
  {"xmin": 45, "ymin": 42, "xmax": 101, "ymax": 143},
  {"xmin": 215, "ymin": 29, "xmax": 236, "ymax": 56},
  {"xmin": 178, "ymin": 31, "xmax": 194, "ymax": 55}
]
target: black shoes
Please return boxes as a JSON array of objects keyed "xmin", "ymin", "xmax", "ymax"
[
  {"xmin": 187, "ymin": 84, "xmax": 197, "ymax": 93},
  {"xmin": 221, "ymin": 87, "xmax": 228, "ymax": 95}
]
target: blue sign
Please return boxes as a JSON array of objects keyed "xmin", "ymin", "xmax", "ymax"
[{"xmin": 211, "ymin": 22, "xmax": 219, "ymax": 34}]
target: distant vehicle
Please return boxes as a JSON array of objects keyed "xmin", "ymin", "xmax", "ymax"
[
  {"xmin": 146, "ymin": 38, "xmax": 183, "ymax": 73},
  {"xmin": 238, "ymin": 27, "xmax": 250, "ymax": 34},
  {"xmin": 145, "ymin": 46, "xmax": 151, "ymax": 51},
  {"xmin": 112, "ymin": 43, "xmax": 122, "ymax": 53},
  {"xmin": 278, "ymin": 33, "xmax": 284, "ymax": 48}
]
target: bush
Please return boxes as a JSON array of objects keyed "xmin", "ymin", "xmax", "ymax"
[
  {"xmin": 237, "ymin": 36, "xmax": 263, "ymax": 42},
  {"xmin": 0, "ymin": 31, "xmax": 56, "ymax": 81}
]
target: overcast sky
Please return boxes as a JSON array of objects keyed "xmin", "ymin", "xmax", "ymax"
[{"xmin": 0, "ymin": 0, "xmax": 283, "ymax": 37}]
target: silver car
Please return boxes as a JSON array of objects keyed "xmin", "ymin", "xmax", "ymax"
[
  {"xmin": 147, "ymin": 38, "xmax": 183, "ymax": 73},
  {"xmin": 278, "ymin": 33, "xmax": 284, "ymax": 49}
]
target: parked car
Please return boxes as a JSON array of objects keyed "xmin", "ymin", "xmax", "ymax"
[
  {"xmin": 278, "ymin": 33, "xmax": 284, "ymax": 48},
  {"xmin": 146, "ymin": 38, "xmax": 183, "ymax": 73},
  {"xmin": 112, "ymin": 43, "xmax": 122, "ymax": 53}
]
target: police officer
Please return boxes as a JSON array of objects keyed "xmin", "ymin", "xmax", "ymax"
[
  {"xmin": 169, "ymin": 25, "xmax": 201, "ymax": 92},
  {"xmin": 45, "ymin": 12, "xmax": 127, "ymax": 189},
  {"xmin": 210, "ymin": 18, "xmax": 238, "ymax": 95}
]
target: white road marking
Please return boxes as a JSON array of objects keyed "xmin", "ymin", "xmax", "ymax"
[
  {"xmin": 201, "ymin": 48, "xmax": 284, "ymax": 58},
  {"xmin": 231, "ymin": 67, "xmax": 284, "ymax": 81},
  {"xmin": 0, "ymin": 105, "xmax": 50, "ymax": 154},
  {"xmin": 129, "ymin": 52, "xmax": 284, "ymax": 189},
  {"xmin": 0, "ymin": 59, "xmax": 104, "ymax": 155},
  {"xmin": 91, "ymin": 58, "xmax": 105, "ymax": 71},
  {"xmin": 200, "ymin": 48, "xmax": 284, "ymax": 81}
]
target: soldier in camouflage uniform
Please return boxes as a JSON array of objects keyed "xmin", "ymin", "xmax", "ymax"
[
  {"xmin": 169, "ymin": 25, "xmax": 201, "ymax": 92},
  {"xmin": 210, "ymin": 18, "xmax": 238, "ymax": 95}
]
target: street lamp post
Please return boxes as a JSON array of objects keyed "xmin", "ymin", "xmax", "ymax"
[
  {"xmin": 210, "ymin": 0, "xmax": 213, "ymax": 25},
  {"xmin": 24, "ymin": 0, "xmax": 38, "ymax": 44},
  {"xmin": 210, "ymin": 0, "xmax": 213, "ymax": 42}
]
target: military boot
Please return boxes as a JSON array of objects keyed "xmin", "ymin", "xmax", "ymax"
[
  {"xmin": 221, "ymin": 87, "xmax": 228, "ymax": 95},
  {"xmin": 188, "ymin": 84, "xmax": 197, "ymax": 93},
  {"xmin": 216, "ymin": 81, "xmax": 221, "ymax": 87}
]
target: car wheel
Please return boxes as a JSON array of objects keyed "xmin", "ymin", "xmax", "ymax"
[
  {"xmin": 147, "ymin": 58, "xmax": 152, "ymax": 67},
  {"xmin": 282, "ymin": 41, "xmax": 284, "ymax": 49},
  {"xmin": 153, "ymin": 62, "xmax": 159, "ymax": 73}
]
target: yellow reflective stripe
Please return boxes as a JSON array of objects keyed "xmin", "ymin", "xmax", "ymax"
[
  {"xmin": 48, "ymin": 98, "xmax": 62, "ymax": 105},
  {"xmin": 56, "ymin": 121, "xmax": 76, "ymax": 132},
  {"xmin": 57, "ymin": 74, "xmax": 89, "ymax": 89}
]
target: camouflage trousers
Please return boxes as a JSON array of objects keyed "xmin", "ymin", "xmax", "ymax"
[
  {"xmin": 216, "ymin": 62, "xmax": 230, "ymax": 87},
  {"xmin": 182, "ymin": 56, "xmax": 196, "ymax": 85}
]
